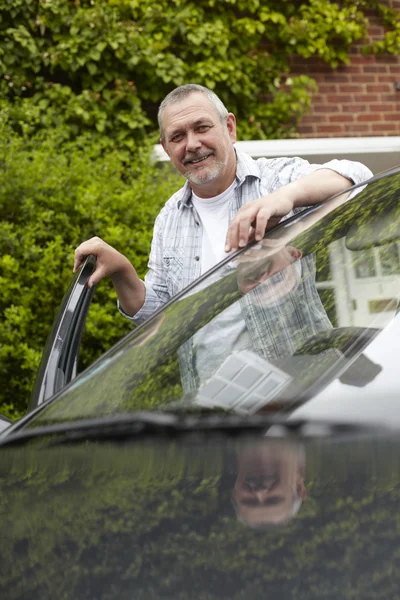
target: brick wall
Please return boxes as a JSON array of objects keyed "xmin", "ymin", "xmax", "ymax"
[{"xmin": 291, "ymin": 2, "xmax": 400, "ymax": 138}]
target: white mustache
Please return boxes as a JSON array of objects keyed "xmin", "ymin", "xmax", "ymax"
[{"xmin": 182, "ymin": 152, "xmax": 212, "ymax": 165}]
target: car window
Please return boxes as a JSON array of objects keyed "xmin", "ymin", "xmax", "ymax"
[
  {"xmin": 30, "ymin": 255, "xmax": 97, "ymax": 409},
  {"xmin": 24, "ymin": 170, "xmax": 400, "ymax": 427}
]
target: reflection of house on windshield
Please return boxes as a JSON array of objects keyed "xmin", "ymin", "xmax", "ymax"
[{"xmin": 317, "ymin": 240, "xmax": 400, "ymax": 329}]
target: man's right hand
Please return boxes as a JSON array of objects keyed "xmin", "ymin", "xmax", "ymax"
[
  {"xmin": 74, "ymin": 237, "xmax": 145, "ymax": 316},
  {"xmin": 74, "ymin": 237, "xmax": 132, "ymax": 288}
]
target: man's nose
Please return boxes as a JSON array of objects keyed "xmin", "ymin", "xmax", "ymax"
[
  {"xmin": 254, "ymin": 489, "xmax": 269, "ymax": 504},
  {"xmin": 186, "ymin": 131, "xmax": 202, "ymax": 152}
]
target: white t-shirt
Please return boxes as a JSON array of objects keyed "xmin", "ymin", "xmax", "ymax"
[
  {"xmin": 190, "ymin": 181, "xmax": 252, "ymax": 384},
  {"xmin": 191, "ymin": 180, "xmax": 237, "ymax": 274}
]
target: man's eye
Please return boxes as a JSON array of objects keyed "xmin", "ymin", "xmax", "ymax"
[
  {"xmin": 197, "ymin": 125, "xmax": 210, "ymax": 132},
  {"xmin": 170, "ymin": 134, "xmax": 184, "ymax": 143}
]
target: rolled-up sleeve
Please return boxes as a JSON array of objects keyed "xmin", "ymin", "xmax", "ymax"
[
  {"xmin": 118, "ymin": 210, "xmax": 171, "ymax": 326},
  {"xmin": 270, "ymin": 157, "xmax": 373, "ymax": 219},
  {"xmin": 277, "ymin": 157, "xmax": 373, "ymax": 188},
  {"xmin": 308, "ymin": 158, "xmax": 373, "ymax": 185}
]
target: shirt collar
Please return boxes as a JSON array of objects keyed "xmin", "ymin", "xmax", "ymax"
[
  {"xmin": 177, "ymin": 148, "xmax": 260, "ymax": 209},
  {"xmin": 235, "ymin": 148, "xmax": 260, "ymax": 184},
  {"xmin": 177, "ymin": 181, "xmax": 193, "ymax": 209}
]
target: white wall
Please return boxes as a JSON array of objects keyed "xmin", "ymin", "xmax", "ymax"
[{"xmin": 154, "ymin": 137, "xmax": 400, "ymax": 175}]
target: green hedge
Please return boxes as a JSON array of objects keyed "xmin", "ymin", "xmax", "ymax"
[
  {"xmin": 0, "ymin": 120, "xmax": 181, "ymax": 419},
  {"xmin": 1, "ymin": 0, "xmax": 400, "ymax": 420},
  {"xmin": 2, "ymin": 0, "xmax": 399, "ymax": 144}
]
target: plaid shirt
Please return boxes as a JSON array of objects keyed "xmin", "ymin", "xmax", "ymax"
[{"xmin": 123, "ymin": 150, "xmax": 372, "ymax": 392}]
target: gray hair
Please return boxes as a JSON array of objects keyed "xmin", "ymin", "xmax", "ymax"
[{"xmin": 158, "ymin": 84, "xmax": 229, "ymax": 140}]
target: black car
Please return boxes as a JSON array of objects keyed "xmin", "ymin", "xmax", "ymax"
[{"xmin": 1, "ymin": 167, "xmax": 400, "ymax": 599}]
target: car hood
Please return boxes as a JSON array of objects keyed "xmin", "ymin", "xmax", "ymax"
[{"xmin": 1, "ymin": 429, "xmax": 400, "ymax": 599}]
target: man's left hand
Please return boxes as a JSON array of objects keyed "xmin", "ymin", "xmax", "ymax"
[
  {"xmin": 225, "ymin": 189, "xmax": 295, "ymax": 252},
  {"xmin": 225, "ymin": 169, "xmax": 355, "ymax": 253}
]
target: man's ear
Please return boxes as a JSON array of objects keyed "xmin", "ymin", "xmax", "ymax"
[
  {"xmin": 160, "ymin": 138, "xmax": 170, "ymax": 157},
  {"xmin": 287, "ymin": 246, "xmax": 302, "ymax": 262},
  {"xmin": 296, "ymin": 477, "xmax": 307, "ymax": 501},
  {"xmin": 226, "ymin": 113, "xmax": 237, "ymax": 144}
]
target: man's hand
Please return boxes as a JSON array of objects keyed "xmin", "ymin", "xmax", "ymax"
[
  {"xmin": 74, "ymin": 237, "xmax": 145, "ymax": 316},
  {"xmin": 235, "ymin": 241, "xmax": 302, "ymax": 296},
  {"xmin": 225, "ymin": 190, "xmax": 295, "ymax": 252},
  {"xmin": 225, "ymin": 169, "xmax": 354, "ymax": 252},
  {"xmin": 74, "ymin": 237, "xmax": 132, "ymax": 288}
]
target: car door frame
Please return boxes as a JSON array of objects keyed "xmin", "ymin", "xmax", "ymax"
[{"xmin": 30, "ymin": 255, "xmax": 97, "ymax": 410}]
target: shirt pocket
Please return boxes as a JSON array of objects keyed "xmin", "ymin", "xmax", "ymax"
[{"xmin": 163, "ymin": 247, "xmax": 185, "ymax": 297}]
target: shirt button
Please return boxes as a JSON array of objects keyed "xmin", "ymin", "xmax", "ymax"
[{"xmin": 195, "ymin": 256, "xmax": 200, "ymax": 261}]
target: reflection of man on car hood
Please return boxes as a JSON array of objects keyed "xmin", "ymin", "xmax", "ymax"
[{"xmin": 232, "ymin": 440, "xmax": 306, "ymax": 528}]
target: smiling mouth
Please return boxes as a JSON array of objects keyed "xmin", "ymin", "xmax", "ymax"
[{"xmin": 184, "ymin": 153, "xmax": 213, "ymax": 166}]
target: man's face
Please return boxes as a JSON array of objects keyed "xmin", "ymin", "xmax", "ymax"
[
  {"xmin": 160, "ymin": 92, "xmax": 237, "ymax": 197},
  {"xmin": 232, "ymin": 442, "xmax": 306, "ymax": 527}
]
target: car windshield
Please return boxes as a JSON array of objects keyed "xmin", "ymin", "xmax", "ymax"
[{"xmin": 25, "ymin": 170, "xmax": 400, "ymax": 428}]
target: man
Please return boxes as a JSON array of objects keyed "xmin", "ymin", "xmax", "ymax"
[
  {"xmin": 74, "ymin": 83, "xmax": 372, "ymax": 329},
  {"xmin": 232, "ymin": 439, "xmax": 307, "ymax": 528}
]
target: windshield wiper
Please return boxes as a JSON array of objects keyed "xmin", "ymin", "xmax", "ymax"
[{"xmin": 0, "ymin": 412, "xmax": 388, "ymax": 448}]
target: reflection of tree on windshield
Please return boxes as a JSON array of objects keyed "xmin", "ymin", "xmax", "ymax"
[
  {"xmin": 33, "ymin": 175, "xmax": 400, "ymax": 423},
  {"xmin": 232, "ymin": 440, "xmax": 306, "ymax": 528}
]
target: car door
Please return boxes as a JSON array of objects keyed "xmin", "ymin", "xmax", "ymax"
[{"xmin": 29, "ymin": 255, "xmax": 97, "ymax": 410}]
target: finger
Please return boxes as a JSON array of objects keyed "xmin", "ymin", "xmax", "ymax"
[
  {"xmin": 74, "ymin": 238, "xmax": 103, "ymax": 272},
  {"xmin": 254, "ymin": 208, "xmax": 271, "ymax": 241},
  {"xmin": 73, "ymin": 249, "xmax": 87, "ymax": 272},
  {"xmin": 226, "ymin": 205, "xmax": 254, "ymax": 251},
  {"xmin": 247, "ymin": 226, "xmax": 256, "ymax": 245},
  {"xmin": 237, "ymin": 213, "xmax": 255, "ymax": 248},
  {"xmin": 228, "ymin": 201, "xmax": 264, "ymax": 250},
  {"xmin": 74, "ymin": 244, "xmax": 94, "ymax": 272},
  {"xmin": 87, "ymin": 264, "xmax": 107, "ymax": 288},
  {"xmin": 225, "ymin": 219, "xmax": 240, "ymax": 252}
]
